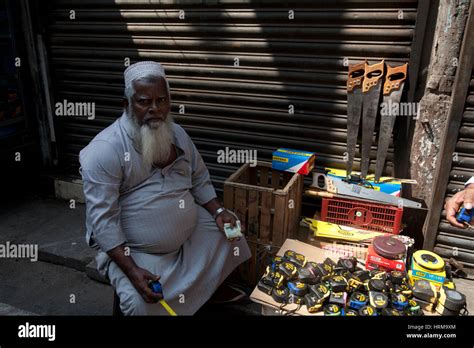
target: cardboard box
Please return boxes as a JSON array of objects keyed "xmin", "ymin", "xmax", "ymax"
[
  {"xmin": 249, "ymin": 239, "xmax": 335, "ymax": 316},
  {"xmin": 272, "ymin": 148, "xmax": 315, "ymax": 175},
  {"xmin": 323, "ymin": 168, "xmax": 402, "ymax": 196},
  {"xmin": 309, "ymin": 237, "xmax": 368, "ymax": 261}
]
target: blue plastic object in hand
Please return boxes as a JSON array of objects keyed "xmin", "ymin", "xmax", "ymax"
[
  {"xmin": 456, "ymin": 206, "xmax": 473, "ymax": 224},
  {"xmin": 149, "ymin": 280, "xmax": 163, "ymax": 295}
]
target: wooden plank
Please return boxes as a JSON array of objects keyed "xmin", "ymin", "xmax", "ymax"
[
  {"xmin": 249, "ymin": 166, "xmax": 257, "ymax": 186},
  {"xmin": 235, "ymin": 188, "xmax": 248, "ymax": 234},
  {"xmin": 423, "ymin": 4, "xmax": 474, "ymax": 250},
  {"xmin": 286, "ymin": 185, "xmax": 295, "ymax": 241},
  {"xmin": 241, "ymin": 164, "xmax": 250, "ymax": 184},
  {"xmin": 292, "ymin": 175, "xmax": 304, "ymax": 238},
  {"xmin": 225, "ymin": 181, "xmax": 274, "ymax": 192},
  {"xmin": 248, "ymin": 241, "xmax": 258, "ymax": 285},
  {"xmin": 223, "ymin": 185, "xmax": 234, "ymax": 210},
  {"xmin": 226, "ymin": 163, "xmax": 249, "ymax": 184},
  {"xmin": 259, "ymin": 191, "xmax": 272, "ymax": 243},
  {"xmin": 271, "ymin": 170, "xmax": 281, "ymax": 189},
  {"xmin": 247, "ymin": 189, "xmax": 259, "ymax": 237},
  {"xmin": 282, "ymin": 172, "xmax": 300, "ymax": 192},
  {"xmin": 272, "ymin": 194, "xmax": 287, "ymax": 247},
  {"xmin": 259, "ymin": 167, "xmax": 268, "ymax": 187}
]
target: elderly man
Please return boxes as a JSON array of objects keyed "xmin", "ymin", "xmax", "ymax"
[
  {"xmin": 79, "ymin": 61, "xmax": 251, "ymax": 315},
  {"xmin": 445, "ymin": 176, "xmax": 474, "ymax": 227}
]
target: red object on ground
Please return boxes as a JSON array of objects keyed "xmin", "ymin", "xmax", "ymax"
[
  {"xmin": 320, "ymin": 197, "xmax": 403, "ymax": 234},
  {"xmin": 365, "ymin": 244, "xmax": 406, "ymax": 272}
]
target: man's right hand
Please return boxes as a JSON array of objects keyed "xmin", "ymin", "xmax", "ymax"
[
  {"xmin": 107, "ymin": 245, "xmax": 163, "ymax": 303},
  {"xmin": 445, "ymin": 184, "xmax": 474, "ymax": 228},
  {"xmin": 126, "ymin": 267, "xmax": 163, "ymax": 303}
]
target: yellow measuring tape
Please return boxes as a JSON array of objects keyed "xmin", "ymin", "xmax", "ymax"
[{"xmin": 159, "ymin": 299, "xmax": 177, "ymax": 316}]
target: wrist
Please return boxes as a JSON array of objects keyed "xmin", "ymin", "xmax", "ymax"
[{"xmin": 212, "ymin": 207, "xmax": 226, "ymax": 220}]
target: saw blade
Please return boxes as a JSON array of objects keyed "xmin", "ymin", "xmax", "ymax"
[
  {"xmin": 346, "ymin": 61, "xmax": 365, "ymax": 177},
  {"xmin": 375, "ymin": 63, "xmax": 408, "ymax": 182},
  {"xmin": 326, "ymin": 177, "xmax": 421, "ymax": 209},
  {"xmin": 360, "ymin": 60, "xmax": 385, "ymax": 178}
]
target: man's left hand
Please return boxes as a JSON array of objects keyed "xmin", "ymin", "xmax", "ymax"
[{"xmin": 215, "ymin": 210, "xmax": 241, "ymax": 242}]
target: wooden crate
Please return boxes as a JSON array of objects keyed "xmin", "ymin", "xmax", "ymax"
[{"xmin": 224, "ymin": 161, "xmax": 304, "ymax": 285}]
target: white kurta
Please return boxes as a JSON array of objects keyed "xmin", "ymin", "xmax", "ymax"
[{"xmin": 79, "ymin": 113, "xmax": 251, "ymax": 315}]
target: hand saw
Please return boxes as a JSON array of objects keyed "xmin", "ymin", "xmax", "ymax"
[
  {"xmin": 374, "ymin": 63, "xmax": 408, "ymax": 182},
  {"xmin": 346, "ymin": 61, "xmax": 366, "ymax": 177},
  {"xmin": 360, "ymin": 60, "xmax": 385, "ymax": 178},
  {"xmin": 325, "ymin": 176, "xmax": 421, "ymax": 208}
]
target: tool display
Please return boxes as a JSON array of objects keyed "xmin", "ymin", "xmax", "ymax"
[
  {"xmin": 284, "ymin": 250, "xmax": 307, "ymax": 267},
  {"xmin": 303, "ymin": 218, "xmax": 384, "ymax": 243},
  {"xmin": 435, "ymin": 286, "xmax": 468, "ymax": 316},
  {"xmin": 346, "ymin": 308, "xmax": 359, "ymax": 316},
  {"xmin": 148, "ymin": 280, "xmax": 177, "ymax": 316},
  {"xmin": 358, "ymin": 305, "xmax": 378, "ymax": 316},
  {"xmin": 256, "ymin": 250, "xmax": 431, "ymax": 316},
  {"xmin": 390, "ymin": 293, "xmax": 408, "ymax": 311},
  {"xmin": 381, "ymin": 308, "xmax": 402, "ymax": 316},
  {"xmin": 349, "ymin": 292, "xmax": 368, "ymax": 309},
  {"xmin": 369, "ymin": 291, "xmax": 389, "ymax": 309},
  {"xmin": 456, "ymin": 205, "xmax": 473, "ymax": 227},
  {"xmin": 408, "ymin": 250, "xmax": 447, "ymax": 289},
  {"xmin": 346, "ymin": 61, "xmax": 366, "ymax": 177},
  {"xmin": 367, "ymin": 279, "xmax": 386, "ymax": 292},
  {"xmin": 272, "ymin": 287, "xmax": 290, "ymax": 303},
  {"xmin": 373, "ymin": 235, "xmax": 406, "ymax": 260},
  {"xmin": 288, "ymin": 281, "xmax": 308, "ymax": 297},
  {"xmin": 374, "ymin": 63, "xmax": 408, "ymax": 182},
  {"xmin": 326, "ymin": 177, "xmax": 421, "ymax": 208},
  {"xmin": 388, "ymin": 271, "xmax": 405, "ymax": 284},
  {"xmin": 324, "ymin": 304, "xmax": 343, "ymax": 316},
  {"xmin": 329, "ymin": 292, "xmax": 347, "ymax": 307},
  {"xmin": 320, "ymin": 197, "xmax": 403, "ymax": 234},
  {"xmin": 411, "ymin": 279, "xmax": 437, "ymax": 304},
  {"xmin": 360, "ymin": 60, "xmax": 384, "ymax": 177},
  {"xmin": 321, "ymin": 167, "xmax": 407, "ymax": 195},
  {"xmin": 344, "ymin": 59, "xmax": 414, "ymax": 182},
  {"xmin": 366, "ymin": 235, "xmax": 408, "ymax": 272}
]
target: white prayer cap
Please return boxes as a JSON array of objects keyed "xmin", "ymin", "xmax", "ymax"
[{"xmin": 124, "ymin": 61, "xmax": 167, "ymax": 89}]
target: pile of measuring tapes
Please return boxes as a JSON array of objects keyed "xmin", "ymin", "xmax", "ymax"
[
  {"xmin": 408, "ymin": 250, "xmax": 468, "ymax": 316},
  {"xmin": 257, "ymin": 250, "xmax": 425, "ymax": 316}
]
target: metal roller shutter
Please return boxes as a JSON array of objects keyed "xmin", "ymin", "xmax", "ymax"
[
  {"xmin": 42, "ymin": 0, "xmax": 423, "ymax": 192},
  {"xmin": 435, "ymin": 69, "xmax": 474, "ymax": 267}
]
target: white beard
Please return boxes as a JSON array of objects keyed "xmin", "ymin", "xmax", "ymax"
[{"xmin": 128, "ymin": 109, "xmax": 174, "ymax": 168}]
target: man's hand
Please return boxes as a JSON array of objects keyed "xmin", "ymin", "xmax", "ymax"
[
  {"xmin": 202, "ymin": 198, "xmax": 242, "ymax": 242},
  {"xmin": 126, "ymin": 267, "xmax": 163, "ymax": 303},
  {"xmin": 215, "ymin": 210, "xmax": 241, "ymax": 242},
  {"xmin": 445, "ymin": 184, "xmax": 474, "ymax": 228}
]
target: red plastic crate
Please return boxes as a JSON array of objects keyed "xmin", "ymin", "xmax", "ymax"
[{"xmin": 321, "ymin": 197, "xmax": 403, "ymax": 234}]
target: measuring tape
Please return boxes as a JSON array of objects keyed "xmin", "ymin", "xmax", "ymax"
[
  {"xmin": 348, "ymin": 292, "xmax": 368, "ymax": 310},
  {"xmin": 148, "ymin": 280, "xmax": 177, "ymax": 316},
  {"xmin": 412, "ymin": 250, "xmax": 445, "ymax": 271},
  {"xmin": 436, "ymin": 286, "xmax": 468, "ymax": 316}
]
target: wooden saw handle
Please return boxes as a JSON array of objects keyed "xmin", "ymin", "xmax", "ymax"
[
  {"xmin": 347, "ymin": 61, "xmax": 366, "ymax": 92},
  {"xmin": 362, "ymin": 60, "xmax": 385, "ymax": 93},
  {"xmin": 383, "ymin": 63, "xmax": 408, "ymax": 95}
]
